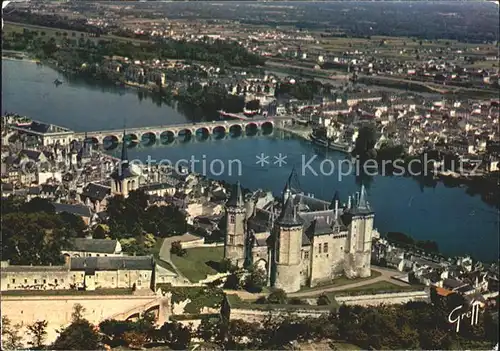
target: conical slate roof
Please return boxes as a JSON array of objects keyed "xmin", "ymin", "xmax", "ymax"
[
  {"xmin": 351, "ymin": 185, "xmax": 373, "ymax": 215},
  {"xmin": 329, "ymin": 191, "xmax": 340, "ymax": 210},
  {"xmin": 276, "ymin": 196, "xmax": 303, "ymax": 227},
  {"xmin": 111, "ymin": 130, "xmax": 135, "ymax": 180},
  {"xmin": 227, "ymin": 181, "xmax": 244, "ymax": 207}
]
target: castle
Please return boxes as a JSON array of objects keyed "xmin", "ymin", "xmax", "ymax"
[{"xmin": 223, "ymin": 180, "xmax": 378, "ymax": 293}]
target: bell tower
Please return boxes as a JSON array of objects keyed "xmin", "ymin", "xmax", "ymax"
[
  {"xmin": 224, "ymin": 182, "xmax": 246, "ymax": 267},
  {"xmin": 110, "ymin": 130, "xmax": 139, "ymax": 198}
]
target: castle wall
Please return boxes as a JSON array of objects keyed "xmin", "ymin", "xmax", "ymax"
[
  {"xmin": 1, "ymin": 295, "xmax": 162, "ymax": 346},
  {"xmin": 309, "ymin": 234, "xmax": 348, "ymax": 287},
  {"xmin": 300, "ymin": 247, "xmax": 311, "ymax": 286},
  {"xmin": 1, "ymin": 271, "xmax": 71, "ymax": 291}
]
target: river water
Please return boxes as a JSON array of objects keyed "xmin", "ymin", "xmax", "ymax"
[{"xmin": 2, "ymin": 59, "xmax": 498, "ymax": 261}]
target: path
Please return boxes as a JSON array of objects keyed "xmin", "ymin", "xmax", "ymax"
[
  {"xmin": 158, "ymin": 233, "xmax": 205, "ymax": 282},
  {"xmin": 289, "ymin": 267, "xmax": 409, "ymax": 298},
  {"xmin": 224, "ymin": 267, "xmax": 409, "ymax": 300}
]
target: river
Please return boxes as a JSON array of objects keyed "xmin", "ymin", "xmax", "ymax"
[{"xmin": 2, "ymin": 59, "xmax": 498, "ymax": 262}]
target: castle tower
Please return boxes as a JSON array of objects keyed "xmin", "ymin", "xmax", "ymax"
[
  {"xmin": 224, "ymin": 181, "xmax": 246, "ymax": 267},
  {"xmin": 345, "ymin": 185, "xmax": 374, "ymax": 278},
  {"xmin": 270, "ymin": 197, "xmax": 303, "ymax": 293},
  {"xmin": 110, "ymin": 131, "xmax": 139, "ymax": 198}
]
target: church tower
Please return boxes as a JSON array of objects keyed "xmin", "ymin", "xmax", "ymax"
[
  {"xmin": 110, "ymin": 131, "xmax": 139, "ymax": 198},
  {"xmin": 270, "ymin": 196, "xmax": 303, "ymax": 293},
  {"xmin": 345, "ymin": 185, "xmax": 374, "ymax": 278},
  {"xmin": 224, "ymin": 181, "xmax": 246, "ymax": 267}
]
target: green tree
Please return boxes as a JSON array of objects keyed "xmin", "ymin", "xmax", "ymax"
[
  {"xmin": 317, "ymin": 295, "xmax": 331, "ymax": 305},
  {"xmin": 71, "ymin": 303, "xmax": 85, "ymax": 323},
  {"xmin": 198, "ymin": 316, "xmax": 224, "ymax": 345},
  {"xmin": 1, "ymin": 316, "xmax": 23, "ymax": 350},
  {"xmin": 244, "ymin": 266, "xmax": 267, "ymax": 293},
  {"xmin": 158, "ymin": 321, "xmax": 192, "ymax": 350},
  {"xmin": 267, "ymin": 289, "xmax": 287, "ymax": 304},
  {"xmin": 27, "ymin": 320, "xmax": 48, "ymax": 349},
  {"xmin": 52, "ymin": 319, "xmax": 100, "ymax": 350},
  {"xmin": 92, "ymin": 225, "xmax": 107, "ymax": 239}
]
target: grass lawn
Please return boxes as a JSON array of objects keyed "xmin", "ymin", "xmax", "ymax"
[
  {"xmin": 2, "ymin": 288, "xmax": 134, "ymax": 296},
  {"xmin": 328, "ymin": 281, "xmax": 423, "ymax": 299},
  {"xmin": 329, "ymin": 341, "xmax": 361, "ymax": 350},
  {"xmin": 298, "ymin": 269, "xmax": 382, "ymax": 294},
  {"xmin": 170, "ymin": 246, "xmax": 224, "ymax": 282}
]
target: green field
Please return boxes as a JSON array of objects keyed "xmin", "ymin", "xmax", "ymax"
[
  {"xmin": 328, "ymin": 281, "xmax": 423, "ymax": 299},
  {"xmin": 170, "ymin": 246, "xmax": 224, "ymax": 282},
  {"xmin": 298, "ymin": 269, "xmax": 382, "ymax": 294}
]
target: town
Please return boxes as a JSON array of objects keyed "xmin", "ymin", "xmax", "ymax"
[{"xmin": 1, "ymin": 1, "xmax": 499, "ymax": 350}]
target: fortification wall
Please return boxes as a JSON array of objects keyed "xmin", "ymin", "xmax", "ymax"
[
  {"xmin": 1, "ymin": 295, "xmax": 162, "ymax": 345},
  {"xmin": 335, "ymin": 290, "xmax": 430, "ymax": 306}
]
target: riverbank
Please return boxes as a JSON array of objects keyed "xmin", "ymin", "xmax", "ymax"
[{"xmin": 2, "ymin": 50, "xmax": 39, "ymax": 64}]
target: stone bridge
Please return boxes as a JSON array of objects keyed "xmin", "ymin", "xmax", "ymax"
[
  {"xmin": 0, "ymin": 294, "xmax": 171, "ymax": 345},
  {"xmin": 74, "ymin": 117, "xmax": 293, "ymax": 146}
]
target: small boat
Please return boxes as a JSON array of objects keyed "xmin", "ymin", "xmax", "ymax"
[{"xmin": 309, "ymin": 133, "xmax": 353, "ymax": 153}]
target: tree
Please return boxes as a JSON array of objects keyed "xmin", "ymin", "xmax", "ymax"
[
  {"xmin": 158, "ymin": 322, "xmax": 192, "ymax": 350},
  {"xmin": 52, "ymin": 319, "xmax": 100, "ymax": 350},
  {"xmin": 198, "ymin": 316, "xmax": 224, "ymax": 345},
  {"xmin": 317, "ymin": 295, "xmax": 331, "ymax": 305},
  {"xmin": 227, "ymin": 319, "xmax": 260, "ymax": 349},
  {"xmin": 122, "ymin": 331, "xmax": 147, "ymax": 349},
  {"xmin": 244, "ymin": 266, "xmax": 267, "ymax": 293},
  {"xmin": 267, "ymin": 289, "xmax": 287, "ymax": 304},
  {"xmin": 170, "ymin": 241, "xmax": 187, "ymax": 257},
  {"xmin": 92, "ymin": 225, "xmax": 107, "ymax": 239},
  {"xmin": 245, "ymin": 99, "xmax": 260, "ymax": 111},
  {"xmin": 21, "ymin": 197, "xmax": 55, "ymax": 213},
  {"xmin": 71, "ymin": 303, "xmax": 85, "ymax": 323},
  {"xmin": 27, "ymin": 320, "xmax": 48, "ymax": 349},
  {"xmin": 1, "ymin": 316, "xmax": 23, "ymax": 350},
  {"xmin": 59, "ymin": 212, "xmax": 87, "ymax": 237}
]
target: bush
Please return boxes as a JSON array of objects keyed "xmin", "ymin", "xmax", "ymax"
[
  {"xmin": 267, "ymin": 289, "xmax": 287, "ymax": 304},
  {"xmin": 244, "ymin": 266, "xmax": 267, "ymax": 293},
  {"xmin": 288, "ymin": 298, "xmax": 307, "ymax": 305},
  {"xmin": 170, "ymin": 241, "xmax": 187, "ymax": 257},
  {"xmin": 317, "ymin": 295, "xmax": 331, "ymax": 306},
  {"xmin": 255, "ymin": 296, "xmax": 267, "ymax": 304},
  {"xmin": 223, "ymin": 273, "xmax": 242, "ymax": 290}
]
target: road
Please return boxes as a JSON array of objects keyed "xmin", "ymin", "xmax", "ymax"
[{"xmin": 158, "ymin": 234, "xmax": 195, "ymax": 282}]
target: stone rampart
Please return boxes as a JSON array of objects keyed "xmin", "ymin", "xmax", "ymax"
[{"xmin": 1, "ymin": 294, "xmax": 164, "ymax": 345}]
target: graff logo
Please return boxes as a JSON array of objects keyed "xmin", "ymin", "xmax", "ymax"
[{"xmin": 447, "ymin": 300, "xmax": 483, "ymax": 333}]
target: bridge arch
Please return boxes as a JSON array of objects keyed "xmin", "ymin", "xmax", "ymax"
[
  {"xmin": 103, "ymin": 135, "xmax": 119, "ymax": 150},
  {"xmin": 261, "ymin": 121, "xmax": 274, "ymax": 135},
  {"xmin": 212, "ymin": 125, "xmax": 226, "ymax": 140},
  {"xmin": 229, "ymin": 124, "xmax": 243, "ymax": 138},
  {"xmin": 195, "ymin": 127, "xmax": 210, "ymax": 141},
  {"xmin": 160, "ymin": 131, "xmax": 175, "ymax": 145},
  {"xmin": 245, "ymin": 122, "xmax": 258, "ymax": 136},
  {"xmin": 178, "ymin": 128, "xmax": 193, "ymax": 142},
  {"xmin": 141, "ymin": 132, "xmax": 157, "ymax": 147}
]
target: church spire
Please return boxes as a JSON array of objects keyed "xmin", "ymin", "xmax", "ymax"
[
  {"xmin": 329, "ymin": 190, "xmax": 340, "ymax": 210},
  {"xmin": 227, "ymin": 181, "xmax": 244, "ymax": 207},
  {"xmin": 120, "ymin": 130, "xmax": 129, "ymax": 164},
  {"xmin": 352, "ymin": 185, "xmax": 373, "ymax": 215}
]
